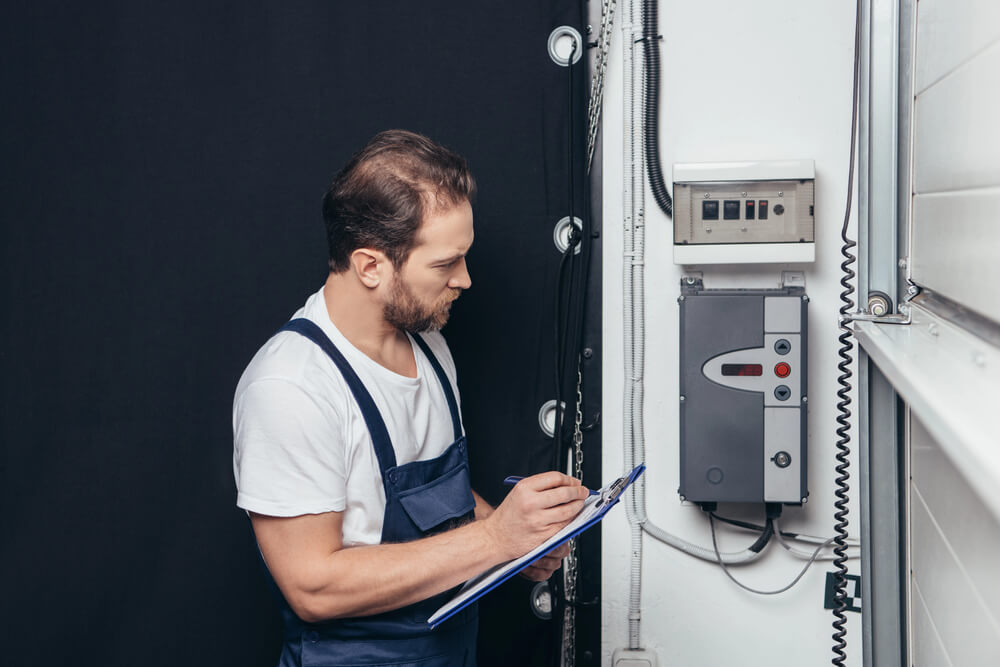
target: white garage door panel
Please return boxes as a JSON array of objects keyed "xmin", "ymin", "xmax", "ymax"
[
  {"xmin": 911, "ymin": 414, "xmax": 1000, "ymax": 624},
  {"xmin": 910, "ymin": 492, "xmax": 1000, "ymax": 666},
  {"xmin": 911, "ymin": 583, "xmax": 954, "ymax": 667},
  {"xmin": 913, "ymin": 41, "xmax": 1000, "ymax": 194},
  {"xmin": 911, "ymin": 189, "xmax": 1000, "ymax": 323},
  {"xmin": 915, "ymin": 0, "xmax": 1000, "ymax": 94}
]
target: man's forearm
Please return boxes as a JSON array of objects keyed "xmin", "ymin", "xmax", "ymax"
[
  {"xmin": 254, "ymin": 472, "xmax": 588, "ymax": 624},
  {"xmin": 280, "ymin": 518, "xmax": 506, "ymax": 622}
]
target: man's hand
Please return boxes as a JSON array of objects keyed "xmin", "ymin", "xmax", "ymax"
[
  {"xmin": 483, "ymin": 471, "xmax": 589, "ymax": 561},
  {"xmin": 520, "ymin": 542, "xmax": 570, "ymax": 581}
]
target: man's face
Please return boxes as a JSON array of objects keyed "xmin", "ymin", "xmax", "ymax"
[{"xmin": 383, "ymin": 199, "xmax": 474, "ymax": 333}]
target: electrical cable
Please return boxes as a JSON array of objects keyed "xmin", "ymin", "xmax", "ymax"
[
  {"xmin": 774, "ymin": 519, "xmax": 860, "ymax": 562},
  {"xmin": 640, "ymin": 519, "xmax": 768, "ymax": 565},
  {"xmin": 549, "ymin": 38, "xmax": 581, "ymax": 667},
  {"xmin": 552, "ymin": 243, "xmax": 577, "ymax": 471},
  {"xmin": 640, "ymin": 0, "xmax": 672, "ymax": 217},
  {"xmin": 708, "ymin": 514, "xmax": 833, "ymax": 596},
  {"xmin": 832, "ymin": 0, "xmax": 864, "ymax": 663},
  {"xmin": 550, "ymin": 33, "xmax": 602, "ymax": 666},
  {"xmin": 551, "ymin": 36, "xmax": 580, "ymax": 472},
  {"xmin": 713, "ymin": 513, "xmax": 861, "ymax": 548}
]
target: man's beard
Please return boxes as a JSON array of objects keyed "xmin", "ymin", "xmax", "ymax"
[{"xmin": 383, "ymin": 277, "xmax": 461, "ymax": 333}]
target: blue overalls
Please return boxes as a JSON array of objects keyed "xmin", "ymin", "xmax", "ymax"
[{"xmin": 259, "ymin": 318, "xmax": 478, "ymax": 667}]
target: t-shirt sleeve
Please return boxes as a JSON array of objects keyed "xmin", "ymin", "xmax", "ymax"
[{"xmin": 233, "ymin": 377, "xmax": 347, "ymax": 517}]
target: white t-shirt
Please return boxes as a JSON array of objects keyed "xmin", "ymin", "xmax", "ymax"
[{"xmin": 232, "ymin": 286, "xmax": 464, "ymax": 547}]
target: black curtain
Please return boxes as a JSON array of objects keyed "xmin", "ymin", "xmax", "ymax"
[{"xmin": 1, "ymin": 2, "xmax": 600, "ymax": 665}]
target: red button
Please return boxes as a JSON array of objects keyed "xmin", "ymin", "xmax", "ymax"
[{"xmin": 775, "ymin": 362, "xmax": 791, "ymax": 378}]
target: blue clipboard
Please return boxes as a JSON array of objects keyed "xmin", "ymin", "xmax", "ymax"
[{"xmin": 428, "ymin": 464, "xmax": 646, "ymax": 628}]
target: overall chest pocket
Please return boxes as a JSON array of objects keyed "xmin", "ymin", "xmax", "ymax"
[{"xmin": 396, "ymin": 463, "xmax": 475, "ymax": 534}]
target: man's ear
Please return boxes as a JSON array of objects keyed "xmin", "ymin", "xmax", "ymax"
[{"xmin": 350, "ymin": 248, "xmax": 387, "ymax": 288}]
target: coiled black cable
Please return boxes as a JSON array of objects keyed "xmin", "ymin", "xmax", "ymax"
[
  {"xmin": 641, "ymin": 0, "xmax": 672, "ymax": 217},
  {"xmin": 832, "ymin": 1, "xmax": 863, "ymax": 664}
]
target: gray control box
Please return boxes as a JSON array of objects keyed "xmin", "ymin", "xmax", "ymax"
[{"xmin": 678, "ymin": 279, "xmax": 808, "ymax": 505}]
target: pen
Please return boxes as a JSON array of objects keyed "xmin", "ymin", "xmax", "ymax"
[{"xmin": 503, "ymin": 476, "xmax": 599, "ymax": 496}]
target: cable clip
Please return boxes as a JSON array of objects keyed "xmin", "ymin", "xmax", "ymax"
[{"xmin": 633, "ymin": 34, "xmax": 663, "ymax": 44}]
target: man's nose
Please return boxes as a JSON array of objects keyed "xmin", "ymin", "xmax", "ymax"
[{"xmin": 449, "ymin": 259, "xmax": 472, "ymax": 290}]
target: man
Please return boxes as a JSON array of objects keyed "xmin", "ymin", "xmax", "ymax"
[{"xmin": 233, "ymin": 130, "xmax": 589, "ymax": 666}]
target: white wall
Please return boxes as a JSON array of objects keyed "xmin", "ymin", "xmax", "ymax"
[{"xmin": 601, "ymin": 2, "xmax": 862, "ymax": 665}]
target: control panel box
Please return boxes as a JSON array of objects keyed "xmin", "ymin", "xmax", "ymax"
[
  {"xmin": 678, "ymin": 280, "xmax": 808, "ymax": 505},
  {"xmin": 672, "ymin": 160, "xmax": 815, "ymax": 264}
]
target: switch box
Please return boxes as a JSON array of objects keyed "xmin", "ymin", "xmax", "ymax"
[
  {"xmin": 672, "ymin": 159, "xmax": 815, "ymax": 264},
  {"xmin": 678, "ymin": 279, "xmax": 808, "ymax": 505}
]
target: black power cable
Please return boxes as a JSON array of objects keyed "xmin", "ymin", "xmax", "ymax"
[
  {"xmin": 640, "ymin": 0, "xmax": 672, "ymax": 217},
  {"xmin": 551, "ymin": 36, "xmax": 580, "ymax": 474},
  {"xmin": 549, "ymin": 34, "xmax": 597, "ymax": 666},
  {"xmin": 832, "ymin": 0, "xmax": 863, "ymax": 664}
]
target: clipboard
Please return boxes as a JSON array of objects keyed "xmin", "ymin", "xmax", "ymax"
[{"xmin": 428, "ymin": 463, "xmax": 646, "ymax": 628}]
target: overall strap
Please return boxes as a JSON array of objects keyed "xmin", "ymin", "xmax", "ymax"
[
  {"xmin": 279, "ymin": 319, "xmax": 398, "ymax": 472},
  {"xmin": 411, "ymin": 334, "xmax": 463, "ymax": 442}
]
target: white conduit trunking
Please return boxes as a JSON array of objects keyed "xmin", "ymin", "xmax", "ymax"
[
  {"xmin": 621, "ymin": 0, "xmax": 643, "ymax": 650},
  {"xmin": 619, "ymin": 0, "xmax": 769, "ymax": 649}
]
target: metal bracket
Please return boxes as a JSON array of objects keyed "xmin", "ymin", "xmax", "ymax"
[
  {"xmin": 680, "ymin": 272, "xmax": 704, "ymax": 291},
  {"xmin": 842, "ymin": 282, "xmax": 920, "ymax": 325},
  {"xmin": 781, "ymin": 270, "xmax": 806, "ymax": 289}
]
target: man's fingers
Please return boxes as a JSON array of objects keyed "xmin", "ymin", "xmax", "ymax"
[
  {"xmin": 533, "ymin": 554, "xmax": 563, "ymax": 569},
  {"xmin": 522, "ymin": 553, "xmax": 565, "ymax": 581},
  {"xmin": 535, "ymin": 484, "xmax": 590, "ymax": 509},
  {"xmin": 546, "ymin": 543, "xmax": 571, "ymax": 559},
  {"xmin": 520, "ymin": 471, "xmax": 582, "ymax": 492},
  {"xmin": 538, "ymin": 499, "xmax": 586, "ymax": 527}
]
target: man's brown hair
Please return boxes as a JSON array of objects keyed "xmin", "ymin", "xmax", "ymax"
[{"xmin": 322, "ymin": 130, "xmax": 476, "ymax": 273}]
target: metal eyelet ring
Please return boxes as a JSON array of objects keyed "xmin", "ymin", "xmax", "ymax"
[
  {"xmin": 547, "ymin": 26, "xmax": 583, "ymax": 66},
  {"xmin": 553, "ymin": 216, "xmax": 583, "ymax": 255},
  {"xmin": 538, "ymin": 399, "xmax": 567, "ymax": 438},
  {"xmin": 530, "ymin": 581, "xmax": 553, "ymax": 619}
]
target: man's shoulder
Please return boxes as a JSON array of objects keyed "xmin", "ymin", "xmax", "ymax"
[
  {"xmin": 415, "ymin": 329, "xmax": 461, "ymax": 386},
  {"xmin": 417, "ymin": 329, "xmax": 454, "ymax": 362},
  {"xmin": 236, "ymin": 326, "xmax": 344, "ymax": 399}
]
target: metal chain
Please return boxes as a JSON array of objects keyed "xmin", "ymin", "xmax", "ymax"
[
  {"xmin": 586, "ymin": 0, "xmax": 617, "ymax": 173},
  {"xmin": 564, "ymin": 4, "xmax": 609, "ymax": 662},
  {"xmin": 561, "ymin": 362, "xmax": 585, "ymax": 666}
]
